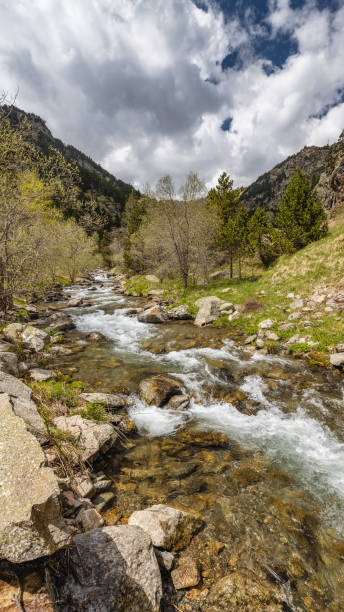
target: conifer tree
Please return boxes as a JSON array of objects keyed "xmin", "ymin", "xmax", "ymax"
[
  {"xmin": 207, "ymin": 172, "xmax": 242, "ymax": 277},
  {"xmin": 275, "ymin": 169, "xmax": 327, "ymax": 251},
  {"xmin": 247, "ymin": 208, "xmax": 281, "ymax": 267}
]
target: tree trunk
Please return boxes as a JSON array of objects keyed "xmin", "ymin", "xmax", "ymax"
[
  {"xmin": 230, "ymin": 253, "xmax": 233, "ymax": 279},
  {"xmin": 238, "ymin": 254, "xmax": 241, "ymax": 280}
]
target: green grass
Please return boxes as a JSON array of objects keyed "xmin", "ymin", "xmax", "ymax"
[
  {"xmin": 73, "ymin": 401, "xmax": 109, "ymax": 423},
  {"xmin": 125, "ymin": 212, "xmax": 344, "ymax": 359},
  {"xmin": 31, "ymin": 379, "xmax": 81, "ymax": 408}
]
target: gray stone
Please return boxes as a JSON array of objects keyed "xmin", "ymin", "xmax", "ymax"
[
  {"xmin": 0, "ymin": 341, "xmax": 13, "ymax": 352},
  {"xmin": 244, "ymin": 335, "xmax": 257, "ymax": 345},
  {"xmin": 80, "ymin": 392, "xmax": 130, "ymax": 409},
  {"xmin": 288, "ymin": 312, "xmax": 301, "ymax": 321},
  {"xmin": 194, "ymin": 296, "xmax": 221, "ymax": 327},
  {"xmin": 278, "ymin": 322, "xmax": 295, "ymax": 331},
  {"xmin": 330, "ymin": 353, "xmax": 344, "ymax": 367},
  {"xmin": 0, "ymin": 394, "xmax": 72, "ymax": 563},
  {"xmin": 73, "ymin": 474, "xmax": 95, "ymax": 498},
  {"xmin": 77, "ymin": 508, "xmax": 104, "ymax": 531},
  {"xmin": 3, "ymin": 323, "xmax": 24, "ymax": 343},
  {"xmin": 155, "ymin": 549, "xmax": 174, "ymax": 571},
  {"xmin": 290, "ymin": 299, "xmax": 304, "ymax": 309},
  {"xmin": 0, "ymin": 352, "xmax": 18, "ymax": 376},
  {"xmin": 256, "ymin": 338, "xmax": 265, "ymax": 349},
  {"xmin": 219, "ymin": 301, "xmax": 235, "ymax": 313},
  {"xmin": 22, "ymin": 325, "xmax": 49, "ymax": 352},
  {"xmin": 46, "ymin": 312, "xmax": 75, "ymax": 331},
  {"xmin": 265, "ymin": 331, "xmax": 279, "ymax": 341},
  {"xmin": 167, "ymin": 305, "xmax": 193, "ymax": 320},
  {"xmin": 138, "ymin": 305, "xmax": 167, "ymax": 323},
  {"xmin": 336, "ymin": 344, "xmax": 344, "ymax": 353},
  {"xmin": 0, "ymin": 371, "xmax": 46, "ymax": 443},
  {"xmin": 62, "ymin": 526, "xmax": 162, "ymax": 612},
  {"xmin": 54, "ymin": 415, "xmax": 117, "ymax": 462},
  {"xmin": 128, "ymin": 504, "xmax": 202, "ymax": 551},
  {"xmin": 29, "ymin": 368, "xmax": 56, "ymax": 382},
  {"xmin": 139, "ymin": 375, "xmax": 183, "ymax": 407},
  {"xmin": 258, "ymin": 319, "xmax": 275, "ymax": 330}
]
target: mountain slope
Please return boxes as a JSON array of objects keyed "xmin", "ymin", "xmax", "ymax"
[
  {"xmin": 242, "ymin": 134, "xmax": 344, "ymax": 213},
  {"xmin": 5, "ymin": 105, "xmax": 138, "ymax": 233}
]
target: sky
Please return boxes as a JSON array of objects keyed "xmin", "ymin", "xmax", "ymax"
[{"xmin": 0, "ymin": 0, "xmax": 343, "ymax": 189}]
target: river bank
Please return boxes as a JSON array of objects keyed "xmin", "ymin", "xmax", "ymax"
[{"xmin": 1, "ymin": 272, "xmax": 344, "ymax": 610}]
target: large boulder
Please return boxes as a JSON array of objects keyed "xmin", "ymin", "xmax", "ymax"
[
  {"xmin": 128, "ymin": 504, "xmax": 202, "ymax": 551},
  {"xmin": 80, "ymin": 392, "xmax": 130, "ymax": 410},
  {"xmin": 194, "ymin": 296, "xmax": 221, "ymax": 327},
  {"xmin": 0, "ymin": 394, "xmax": 72, "ymax": 563},
  {"xmin": 0, "ymin": 371, "xmax": 46, "ymax": 443},
  {"xmin": 0, "ymin": 351, "xmax": 18, "ymax": 376},
  {"xmin": 53, "ymin": 415, "xmax": 117, "ymax": 462},
  {"xmin": 138, "ymin": 305, "xmax": 167, "ymax": 323},
  {"xmin": 22, "ymin": 325, "xmax": 49, "ymax": 352},
  {"xmin": 139, "ymin": 375, "xmax": 184, "ymax": 407},
  {"xmin": 3, "ymin": 323, "xmax": 48, "ymax": 352},
  {"xmin": 61, "ymin": 526, "xmax": 162, "ymax": 612},
  {"xmin": 3, "ymin": 322, "xmax": 24, "ymax": 343},
  {"xmin": 167, "ymin": 305, "xmax": 194, "ymax": 320}
]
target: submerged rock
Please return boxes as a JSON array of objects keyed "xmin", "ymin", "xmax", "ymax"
[
  {"xmin": 138, "ymin": 305, "xmax": 167, "ymax": 323},
  {"xmin": 139, "ymin": 375, "xmax": 184, "ymax": 407},
  {"xmin": 171, "ymin": 556, "xmax": 200, "ymax": 589},
  {"xmin": 0, "ymin": 393, "xmax": 72, "ymax": 563},
  {"xmin": 128, "ymin": 504, "xmax": 202, "ymax": 551},
  {"xmin": 206, "ymin": 570, "xmax": 283, "ymax": 611},
  {"xmin": 54, "ymin": 415, "xmax": 117, "ymax": 462},
  {"xmin": 62, "ymin": 526, "xmax": 162, "ymax": 611}
]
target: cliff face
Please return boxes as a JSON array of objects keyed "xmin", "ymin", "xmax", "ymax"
[
  {"xmin": 242, "ymin": 136, "xmax": 343, "ymax": 214},
  {"xmin": 4, "ymin": 105, "xmax": 138, "ymax": 231}
]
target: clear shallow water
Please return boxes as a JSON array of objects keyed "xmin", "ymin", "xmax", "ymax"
[{"xmin": 54, "ymin": 275, "xmax": 344, "ymax": 608}]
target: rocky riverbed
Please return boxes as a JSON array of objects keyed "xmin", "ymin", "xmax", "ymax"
[{"xmin": 1, "ymin": 272, "xmax": 344, "ymax": 610}]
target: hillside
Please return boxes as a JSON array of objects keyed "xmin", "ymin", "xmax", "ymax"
[
  {"xmin": 4, "ymin": 105, "xmax": 138, "ymax": 234},
  {"xmin": 242, "ymin": 133, "xmax": 344, "ymax": 213}
]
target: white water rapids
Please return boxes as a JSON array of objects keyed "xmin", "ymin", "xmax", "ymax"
[{"xmin": 66, "ymin": 277, "xmax": 344, "ymax": 533}]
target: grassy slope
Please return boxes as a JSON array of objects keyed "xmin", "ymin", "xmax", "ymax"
[{"xmin": 126, "ymin": 212, "xmax": 344, "ymax": 359}]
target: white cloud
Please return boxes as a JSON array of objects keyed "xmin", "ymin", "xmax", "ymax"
[{"xmin": 0, "ymin": 0, "xmax": 343, "ymax": 190}]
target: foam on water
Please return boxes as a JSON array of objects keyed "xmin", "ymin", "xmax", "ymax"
[
  {"xmin": 190, "ymin": 398, "xmax": 344, "ymax": 505},
  {"xmin": 72, "ymin": 308, "xmax": 156, "ymax": 352},
  {"xmin": 128, "ymin": 397, "xmax": 187, "ymax": 436}
]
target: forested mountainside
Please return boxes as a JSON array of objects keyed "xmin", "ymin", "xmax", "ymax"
[
  {"xmin": 242, "ymin": 134, "xmax": 344, "ymax": 213},
  {"xmin": 4, "ymin": 105, "xmax": 138, "ymax": 235}
]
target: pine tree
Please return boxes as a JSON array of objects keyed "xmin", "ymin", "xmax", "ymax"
[
  {"xmin": 247, "ymin": 208, "xmax": 281, "ymax": 267},
  {"xmin": 207, "ymin": 172, "xmax": 241, "ymax": 277},
  {"xmin": 275, "ymin": 169, "xmax": 327, "ymax": 252}
]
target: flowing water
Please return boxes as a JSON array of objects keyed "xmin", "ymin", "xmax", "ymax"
[{"xmin": 52, "ymin": 274, "xmax": 344, "ymax": 610}]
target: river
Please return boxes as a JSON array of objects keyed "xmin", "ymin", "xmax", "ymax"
[{"xmin": 52, "ymin": 273, "xmax": 344, "ymax": 609}]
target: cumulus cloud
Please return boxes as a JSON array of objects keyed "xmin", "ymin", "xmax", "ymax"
[{"xmin": 0, "ymin": 0, "xmax": 343, "ymax": 189}]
